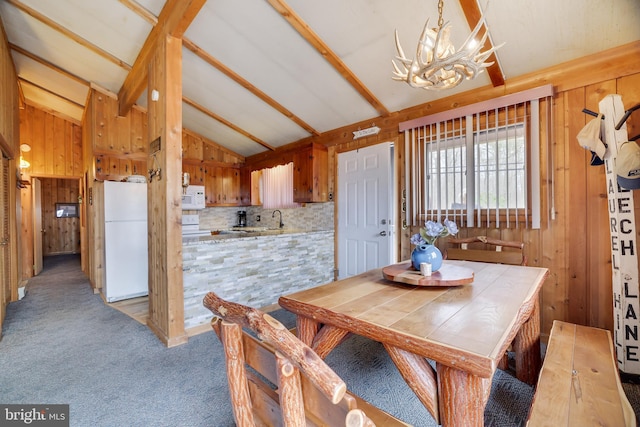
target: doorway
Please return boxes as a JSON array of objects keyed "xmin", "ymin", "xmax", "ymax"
[
  {"xmin": 30, "ymin": 177, "xmax": 82, "ymax": 276},
  {"xmin": 337, "ymin": 142, "xmax": 394, "ymax": 279}
]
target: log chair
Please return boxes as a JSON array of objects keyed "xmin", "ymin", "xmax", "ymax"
[{"xmin": 203, "ymin": 291, "xmax": 411, "ymax": 427}]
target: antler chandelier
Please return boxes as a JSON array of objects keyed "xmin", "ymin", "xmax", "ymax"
[{"xmin": 392, "ymin": 0, "xmax": 502, "ymax": 90}]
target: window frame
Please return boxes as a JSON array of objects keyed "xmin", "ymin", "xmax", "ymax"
[{"xmin": 400, "ymin": 86, "xmax": 550, "ymax": 230}]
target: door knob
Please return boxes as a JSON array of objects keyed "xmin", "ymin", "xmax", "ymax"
[{"xmin": 379, "ymin": 231, "xmax": 387, "ymax": 236}]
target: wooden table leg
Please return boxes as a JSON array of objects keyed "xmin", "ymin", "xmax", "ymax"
[
  {"xmin": 514, "ymin": 298, "xmax": 541, "ymax": 385},
  {"xmin": 296, "ymin": 316, "xmax": 320, "ymax": 346},
  {"xmin": 437, "ymin": 363, "xmax": 485, "ymax": 427},
  {"xmin": 312, "ymin": 324, "xmax": 350, "ymax": 359},
  {"xmin": 294, "ymin": 317, "xmax": 349, "ymax": 359},
  {"xmin": 384, "ymin": 344, "xmax": 439, "ymax": 423}
]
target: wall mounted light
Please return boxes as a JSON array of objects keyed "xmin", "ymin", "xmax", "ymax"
[{"xmin": 19, "ymin": 143, "xmax": 31, "ymax": 169}]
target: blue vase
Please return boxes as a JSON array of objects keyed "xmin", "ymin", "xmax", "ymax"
[{"xmin": 411, "ymin": 244, "xmax": 443, "ymax": 272}]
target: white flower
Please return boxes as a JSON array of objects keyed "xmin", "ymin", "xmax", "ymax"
[{"xmin": 411, "ymin": 219, "xmax": 458, "ymax": 246}]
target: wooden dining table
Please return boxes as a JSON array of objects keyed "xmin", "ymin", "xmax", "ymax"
[{"xmin": 278, "ymin": 260, "xmax": 549, "ymax": 427}]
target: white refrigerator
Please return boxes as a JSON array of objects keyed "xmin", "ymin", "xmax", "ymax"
[{"xmin": 103, "ymin": 181, "xmax": 149, "ymax": 302}]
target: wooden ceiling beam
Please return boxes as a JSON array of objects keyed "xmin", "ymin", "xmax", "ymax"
[
  {"xmin": 117, "ymin": 0, "xmax": 207, "ymax": 116},
  {"xmin": 458, "ymin": 0, "xmax": 505, "ymax": 87},
  {"xmin": 9, "ymin": 43, "xmax": 89, "ymax": 87},
  {"xmin": 6, "ymin": 0, "xmax": 132, "ymax": 71},
  {"xmin": 118, "ymin": 0, "xmax": 158, "ymax": 26},
  {"xmin": 18, "ymin": 77, "xmax": 85, "ymax": 108},
  {"xmin": 182, "ymin": 38, "xmax": 319, "ymax": 137},
  {"xmin": 266, "ymin": 0, "xmax": 390, "ymax": 117},
  {"xmin": 122, "ymin": 1, "xmax": 319, "ymax": 137},
  {"xmin": 183, "ymin": 96, "xmax": 275, "ymax": 151}
]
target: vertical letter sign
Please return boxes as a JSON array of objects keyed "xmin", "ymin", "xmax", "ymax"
[{"xmin": 600, "ymin": 94, "xmax": 640, "ymax": 375}]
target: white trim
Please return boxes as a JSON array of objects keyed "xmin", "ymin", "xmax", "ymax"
[
  {"xmin": 465, "ymin": 116, "xmax": 475, "ymax": 227},
  {"xmin": 530, "ymin": 99, "xmax": 541, "ymax": 229}
]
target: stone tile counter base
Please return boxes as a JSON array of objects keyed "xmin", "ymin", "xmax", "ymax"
[{"xmin": 183, "ymin": 230, "xmax": 334, "ymax": 329}]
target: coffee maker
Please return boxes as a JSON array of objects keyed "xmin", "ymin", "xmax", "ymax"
[{"xmin": 236, "ymin": 210, "xmax": 247, "ymax": 227}]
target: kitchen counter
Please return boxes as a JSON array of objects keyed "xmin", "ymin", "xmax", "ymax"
[
  {"xmin": 182, "ymin": 226, "xmax": 309, "ymax": 242},
  {"xmin": 182, "ymin": 229, "xmax": 334, "ymax": 330}
]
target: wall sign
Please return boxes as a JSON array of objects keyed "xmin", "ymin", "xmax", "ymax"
[
  {"xmin": 55, "ymin": 203, "xmax": 79, "ymax": 218},
  {"xmin": 600, "ymin": 94, "xmax": 640, "ymax": 375}
]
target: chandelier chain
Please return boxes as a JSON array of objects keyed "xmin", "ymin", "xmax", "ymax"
[{"xmin": 437, "ymin": 0, "xmax": 444, "ymax": 29}]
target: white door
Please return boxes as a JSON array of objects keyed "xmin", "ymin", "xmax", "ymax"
[
  {"xmin": 337, "ymin": 143, "xmax": 393, "ymax": 279},
  {"xmin": 33, "ymin": 177, "xmax": 43, "ymax": 276}
]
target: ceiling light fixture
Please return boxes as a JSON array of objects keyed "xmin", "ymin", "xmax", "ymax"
[{"xmin": 392, "ymin": 0, "xmax": 503, "ymax": 90}]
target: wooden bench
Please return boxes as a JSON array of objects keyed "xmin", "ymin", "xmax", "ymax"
[
  {"xmin": 527, "ymin": 320, "xmax": 636, "ymax": 426},
  {"xmin": 445, "ymin": 235, "xmax": 527, "ymax": 266}
]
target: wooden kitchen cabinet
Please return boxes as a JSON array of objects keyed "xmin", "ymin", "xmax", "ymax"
[
  {"xmin": 239, "ymin": 166, "xmax": 251, "ymax": 206},
  {"xmin": 204, "ymin": 166, "xmax": 222, "ymax": 206},
  {"xmin": 293, "ymin": 143, "xmax": 328, "ymax": 202},
  {"xmin": 221, "ymin": 167, "xmax": 240, "ymax": 205},
  {"xmin": 182, "ymin": 162, "xmax": 205, "ymax": 186},
  {"xmin": 204, "ymin": 164, "xmax": 243, "ymax": 206}
]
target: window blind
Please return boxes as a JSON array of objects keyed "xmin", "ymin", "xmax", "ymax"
[{"xmin": 401, "ymin": 85, "xmax": 553, "ymax": 230}]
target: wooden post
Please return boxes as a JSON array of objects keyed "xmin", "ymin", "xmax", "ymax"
[
  {"xmin": 146, "ymin": 34, "xmax": 187, "ymax": 347},
  {"xmin": 599, "ymin": 94, "xmax": 640, "ymax": 374}
]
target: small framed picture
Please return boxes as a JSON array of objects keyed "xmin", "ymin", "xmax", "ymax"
[{"xmin": 55, "ymin": 203, "xmax": 79, "ymax": 218}]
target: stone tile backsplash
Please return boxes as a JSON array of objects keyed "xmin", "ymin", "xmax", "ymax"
[{"xmin": 197, "ymin": 202, "xmax": 334, "ymax": 231}]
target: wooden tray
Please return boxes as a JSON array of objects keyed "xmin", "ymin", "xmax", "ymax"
[{"xmin": 382, "ymin": 261, "xmax": 474, "ymax": 287}]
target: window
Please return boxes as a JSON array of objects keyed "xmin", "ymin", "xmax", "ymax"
[
  {"xmin": 474, "ymin": 125, "xmax": 526, "ymax": 210},
  {"xmin": 251, "ymin": 162, "xmax": 300, "ymax": 209},
  {"xmin": 401, "ymin": 86, "xmax": 552, "ymax": 230},
  {"xmin": 425, "ymin": 121, "xmax": 527, "ymax": 223}
]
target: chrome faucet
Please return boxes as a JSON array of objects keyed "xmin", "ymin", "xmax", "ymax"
[{"xmin": 272, "ymin": 210, "xmax": 284, "ymax": 228}]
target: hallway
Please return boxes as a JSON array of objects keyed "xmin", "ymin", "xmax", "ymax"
[{"xmin": 0, "ymin": 254, "xmax": 228, "ymax": 427}]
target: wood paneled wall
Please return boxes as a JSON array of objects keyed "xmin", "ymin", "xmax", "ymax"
[
  {"xmin": 40, "ymin": 178, "xmax": 80, "ymax": 255},
  {"xmin": 255, "ymin": 41, "xmax": 640, "ymax": 341},
  {"xmin": 0, "ymin": 16, "xmax": 20, "ymax": 333},
  {"xmin": 20, "ymin": 105, "xmax": 82, "ymax": 178}
]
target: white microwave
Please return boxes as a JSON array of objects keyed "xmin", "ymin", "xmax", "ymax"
[{"xmin": 182, "ymin": 185, "xmax": 205, "ymax": 210}]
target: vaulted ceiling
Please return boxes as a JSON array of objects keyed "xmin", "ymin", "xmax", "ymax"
[{"xmin": 2, "ymin": 0, "xmax": 639, "ymax": 158}]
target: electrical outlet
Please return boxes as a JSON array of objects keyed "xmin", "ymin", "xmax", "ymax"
[{"xmin": 256, "ymin": 215, "xmax": 261, "ymax": 222}]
